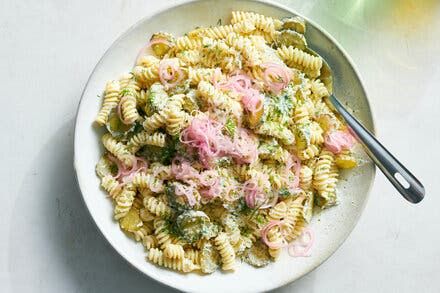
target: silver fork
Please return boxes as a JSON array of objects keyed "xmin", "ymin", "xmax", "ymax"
[
  {"xmin": 307, "ymin": 48, "xmax": 425, "ymax": 203},
  {"xmin": 328, "ymin": 94, "xmax": 425, "ymax": 203}
]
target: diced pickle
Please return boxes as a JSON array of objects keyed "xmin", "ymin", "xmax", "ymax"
[
  {"xmin": 275, "ymin": 30, "xmax": 307, "ymax": 50},
  {"xmin": 335, "ymin": 154, "xmax": 357, "ymax": 169},
  {"xmin": 119, "ymin": 208, "xmax": 143, "ymax": 232},
  {"xmin": 150, "ymin": 32, "xmax": 175, "ymax": 57},
  {"xmin": 243, "ymin": 241, "xmax": 271, "ymax": 268},
  {"xmin": 176, "ymin": 211, "xmax": 218, "ymax": 243},
  {"xmin": 106, "ymin": 110, "xmax": 135, "ymax": 137},
  {"xmin": 281, "ymin": 16, "xmax": 306, "ymax": 34}
]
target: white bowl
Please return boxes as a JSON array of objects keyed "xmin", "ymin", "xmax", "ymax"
[{"xmin": 74, "ymin": 0, "xmax": 376, "ymax": 292}]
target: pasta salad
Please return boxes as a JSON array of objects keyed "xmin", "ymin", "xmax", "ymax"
[{"xmin": 94, "ymin": 11, "xmax": 358, "ymax": 274}]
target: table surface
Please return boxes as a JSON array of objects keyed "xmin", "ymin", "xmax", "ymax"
[{"xmin": 1, "ymin": 0, "xmax": 439, "ymax": 292}]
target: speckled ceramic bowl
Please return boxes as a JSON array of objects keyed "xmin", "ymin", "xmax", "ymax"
[{"xmin": 74, "ymin": 0, "xmax": 375, "ymax": 292}]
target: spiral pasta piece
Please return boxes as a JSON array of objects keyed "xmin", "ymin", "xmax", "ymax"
[
  {"xmin": 191, "ymin": 21, "xmax": 256, "ymax": 39},
  {"xmin": 312, "ymin": 150, "xmax": 338, "ymax": 208},
  {"xmin": 142, "ymin": 235, "xmax": 158, "ymax": 249},
  {"xmin": 143, "ymin": 196, "xmax": 172, "ymax": 219},
  {"xmin": 100, "ymin": 175, "xmax": 122, "ymax": 199},
  {"xmin": 311, "ymin": 79, "xmax": 329, "ymax": 99},
  {"xmin": 164, "ymin": 106, "xmax": 188, "ymax": 136},
  {"xmin": 188, "ymin": 68, "xmax": 217, "ymax": 85},
  {"xmin": 148, "ymin": 248, "xmax": 199, "ymax": 273},
  {"xmin": 95, "ymin": 80, "xmax": 121, "ymax": 126},
  {"xmin": 268, "ymin": 201, "xmax": 288, "ymax": 221},
  {"xmin": 231, "ymin": 11, "xmax": 282, "ymax": 32},
  {"xmin": 164, "ymin": 243, "xmax": 185, "ymax": 260},
  {"xmin": 133, "ymin": 172, "xmax": 164, "ymax": 193},
  {"xmin": 225, "ymin": 33, "xmax": 261, "ymax": 66},
  {"xmin": 175, "ymin": 36, "xmax": 203, "ymax": 51},
  {"xmin": 114, "ymin": 183, "xmax": 136, "ymax": 220},
  {"xmin": 298, "ymin": 144, "xmax": 320, "ymax": 160},
  {"xmin": 133, "ymin": 63, "xmax": 160, "ymax": 86},
  {"xmin": 283, "ymin": 197, "xmax": 307, "ymax": 242},
  {"xmin": 136, "ymin": 55, "xmax": 160, "ymax": 67},
  {"xmin": 293, "ymin": 105, "xmax": 310, "ymax": 124},
  {"xmin": 127, "ymin": 131, "xmax": 166, "ymax": 153},
  {"xmin": 214, "ymin": 232, "xmax": 236, "ymax": 271},
  {"xmin": 197, "ymin": 80, "xmax": 243, "ymax": 120},
  {"xmin": 299, "ymin": 165, "xmax": 313, "ymax": 191},
  {"xmin": 96, "ymin": 155, "xmax": 114, "ymax": 178},
  {"xmin": 277, "ymin": 45, "xmax": 322, "ymax": 73},
  {"xmin": 176, "ymin": 50, "xmax": 201, "ymax": 66},
  {"xmin": 101, "ymin": 133, "xmax": 133, "ymax": 167},
  {"xmin": 184, "ymin": 248, "xmax": 200, "ymax": 265},
  {"xmin": 256, "ymin": 122, "xmax": 295, "ymax": 145},
  {"xmin": 142, "ymin": 111, "xmax": 167, "ymax": 132},
  {"xmin": 120, "ymin": 95, "xmax": 139, "ymax": 125},
  {"xmin": 267, "ymin": 226, "xmax": 283, "ymax": 259}
]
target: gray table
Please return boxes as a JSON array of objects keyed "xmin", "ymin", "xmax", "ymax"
[{"xmin": 1, "ymin": 0, "xmax": 439, "ymax": 292}]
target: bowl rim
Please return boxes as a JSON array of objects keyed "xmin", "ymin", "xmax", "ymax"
[{"xmin": 73, "ymin": 0, "xmax": 376, "ymax": 291}]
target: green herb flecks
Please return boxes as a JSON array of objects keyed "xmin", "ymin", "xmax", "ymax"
[
  {"xmin": 224, "ymin": 117, "xmax": 236, "ymax": 137},
  {"xmin": 138, "ymin": 136, "xmax": 180, "ymax": 165},
  {"xmin": 278, "ymin": 187, "xmax": 291, "ymax": 198}
]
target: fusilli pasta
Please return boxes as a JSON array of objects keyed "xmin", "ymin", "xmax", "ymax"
[{"xmin": 94, "ymin": 11, "xmax": 360, "ymax": 275}]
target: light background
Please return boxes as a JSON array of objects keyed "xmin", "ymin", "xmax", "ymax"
[{"xmin": 0, "ymin": 0, "xmax": 439, "ymax": 292}]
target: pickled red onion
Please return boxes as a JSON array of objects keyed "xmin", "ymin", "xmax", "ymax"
[
  {"xmin": 243, "ymin": 180, "xmax": 265, "ymax": 208},
  {"xmin": 199, "ymin": 170, "xmax": 218, "ymax": 186},
  {"xmin": 285, "ymin": 153, "xmax": 301, "ymax": 191},
  {"xmin": 181, "ymin": 115, "xmax": 259, "ymax": 167},
  {"xmin": 107, "ymin": 154, "xmax": 149, "ymax": 184},
  {"xmin": 324, "ymin": 130, "xmax": 356, "ymax": 154},
  {"xmin": 136, "ymin": 157, "xmax": 148, "ymax": 170},
  {"xmin": 200, "ymin": 178, "xmax": 220, "ymax": 199},
  {"xmin": 171, "ymin": 157, "xmax": 200, "ymax": 181},
  {"xmin": 230, "ymin": 128, "xmax": 258, "ymax": 164},
  {"xmin": 214, "ymin": 72, "xmax": 264, "ymax": 115},
  {"xmin": 180, "ymin": 115, "xmax": 233, "ymax": 168},
  {"xmin": 199, "ymin": 170, "xmax": 221, "ymax": 199},
  {"xmin": 241, "ymin": 88, "xmax": 263, "ymax": 113},
  {"xmin": 148, "ymin": 38, "xmax": 172, "ymax": 48},
  {"xmin": 287, "ymin": 228, "xmax": 314, "ymax": 257},
  {"xmin": 261, "ymin": 220, "xmax": 288, "ymax": 249},
  {"xmin": 158, "ymin": 59, "xmax": 183, "ymax": 89},
  {"xmin": 262, "ymin": 62, "xmax": 291, "ymax": 94},
  {"xmin": 120, "ymin": 156, "xmax": 138, "ymax": 177},
  {"xmin": 215, "ymin": 72, "xmax": 252, "ymax": 93},
  {"xmin": 175, "ymin": 184, "xmax": 197, "ymax": 207}
]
